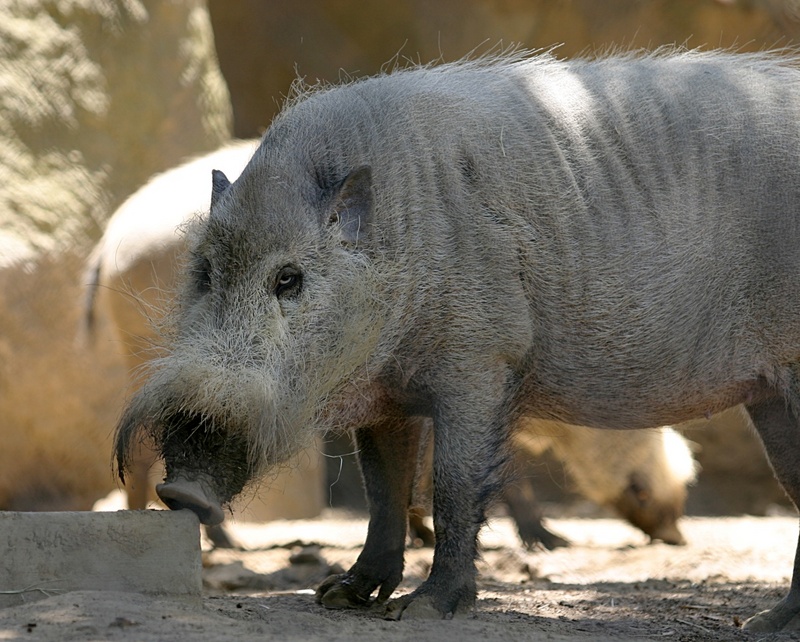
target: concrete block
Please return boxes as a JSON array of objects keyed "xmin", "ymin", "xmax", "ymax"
[{"xmin": 0, "ymin": 510, "xmax": 201, "ymax": 608}]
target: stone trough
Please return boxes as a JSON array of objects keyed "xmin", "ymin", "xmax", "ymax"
[{"xmin": 0, "ymin": 510, "xmax": 201, "ymax": 608}]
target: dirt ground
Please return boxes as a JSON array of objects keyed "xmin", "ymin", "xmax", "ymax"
[{"xmin": 1, "ymin": 510, "xmax": 799, "ymax": 641}]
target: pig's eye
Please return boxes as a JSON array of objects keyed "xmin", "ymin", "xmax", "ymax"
[{"xmin": 275, "ymin": 266, "xmax": 302, "ymax": 299}]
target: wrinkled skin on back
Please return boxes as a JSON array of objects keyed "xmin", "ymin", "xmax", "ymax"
[{"xmin": 118, "ymin": 50, "xmax": 800, "ymax": 630}]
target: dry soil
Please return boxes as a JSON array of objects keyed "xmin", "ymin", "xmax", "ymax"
[{"xmin": 1, "ymin": 511, "xmax": 798, "ymax": 641}]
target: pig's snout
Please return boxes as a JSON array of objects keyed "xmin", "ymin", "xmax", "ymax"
[
  {"xmin": 156, "ymin": 476, "xmax": 225, "ymax": 526},
  {"xmin": 614, "ymin": 472, "xmax": 686, "ymax": 546}
]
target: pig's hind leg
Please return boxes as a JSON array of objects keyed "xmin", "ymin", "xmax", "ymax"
[
  {"xmin": 742, "ymin": 388, "xmax": 800, "ymax": 632},
  {"xmin": 316, "ymin": 415, "xmax": 423, "ymax": 609},
  {"xmin": 502, "ymin": 470, "xmax": 570, "ymax": 550}
]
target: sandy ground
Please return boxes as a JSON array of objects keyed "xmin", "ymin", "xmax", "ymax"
[{"xmin": 1, "ymin": 511, "xmax": 799, "ymax": 641}]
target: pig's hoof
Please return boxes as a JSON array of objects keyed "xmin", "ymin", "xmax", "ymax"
[
  {"xmin": 316, "ymin": 574, "xmax": 371, "ymax": 609},
  {"xmin": 519, "ymin": 524, "xmax": 570, "ymax": 551},
  {"xmin": 743, "ymin": 606, "xmax": 800, "ymax": 632},
  {"xmin": 742, "ymin": 592, "xmax": 800, "ymax": 632},
  {"xmin": 385, "ymin": 594, "xmax": 442, "ymax": 620},
  {"xmin": 383, "ymin": 590, "xmax": 473, "ymax": 621}
]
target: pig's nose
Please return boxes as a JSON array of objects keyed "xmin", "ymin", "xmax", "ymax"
[{"xmin": 156, "ymin": 477, "xmax": 225, "ymax": 526}]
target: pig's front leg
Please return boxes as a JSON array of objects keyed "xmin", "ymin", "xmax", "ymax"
[
  {"xmin": 384, "ymin": 368, "xmax": 514, "ymax": 619},
  {"xmin": 316, "ymin": 416, "xmax": 422, "ymax": 608}
]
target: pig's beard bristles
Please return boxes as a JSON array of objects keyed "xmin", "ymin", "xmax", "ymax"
[
  {"xmin": 116, "ymin": 322, "xmax": 378, "ymax": 487},
  {"xmin": 121, "ymin": 344, "xmax": 318, "ymax": 479}
]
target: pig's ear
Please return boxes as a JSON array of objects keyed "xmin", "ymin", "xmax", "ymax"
[
  {"xmin": 327, "ymin": 166, "xmax": 372, "ymax": 248},
  {"xmin": 210, "ymin": 169, "xmax": 231, "ymax": 209}
]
